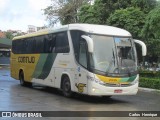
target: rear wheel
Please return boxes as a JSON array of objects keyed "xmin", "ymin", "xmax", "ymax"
[
  {"xmin": 19, "ymin": 71, "xmax": 26, "ymax": 86},
  {"xmin": 62, "ymin": 76, "xmax": 72, "ymax": 97},
  {"xmin": 19, "ymin": 71, "xmax": 32, "ymax": 87}
]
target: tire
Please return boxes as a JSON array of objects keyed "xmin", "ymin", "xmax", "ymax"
[
  {"xmin": 19, "ymin": 71, "xmax": 32, "ymax": 87},
  {"xmin": 62, "ymin": 76, "xmax": 72, "ymax": 97},
  {"xmin": 19, "ymin": 71, "xmax": 26, "ymax": 86}
]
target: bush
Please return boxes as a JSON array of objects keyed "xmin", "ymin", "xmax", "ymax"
[
  {"xmin": 139, "ymin": 77, "xmax": 160, "ymax": 90},
  {"xmin": 139, "ymin": 71, "xmax": 160, "ymax": 78}
]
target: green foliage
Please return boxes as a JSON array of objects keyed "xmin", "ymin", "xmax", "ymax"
[
  {"xmin": 141, "ymin": 5, "xmax": 160, "ymax": 57},
  {"xmin": 5, "ymin": 32, "xmax": 13, "ymax": 39},
  {"xmin": 139, "ymin": 70, "xmax": 160, "ymax": 89},
  {"xmin": 78, "ymin": 0, "xmax": 132, "ymax": 24},
  {"xmin": 141, "ymin": 5, "xmax": 160, "ymax": 39},
  {"xmin": 145, "ymin": 39, "xmax": 160, "ymax": 56},
  {"xmin": 131, "ymin": 0, "xmax": 157, "ymax": 13},
  {"xmin": 78, "ymin": 1, "xmax": 106, "ymax": 24},
  {"xmin": 107, "ymin": 7, "xmax": 145, "ymax": 38},
  {"xmin": 139, "ymin": 71, "xmax": 160, "ymax": 78},
  {"xmin": 139, "ymin": 77, "xmax": 160, "ymax": 90}
]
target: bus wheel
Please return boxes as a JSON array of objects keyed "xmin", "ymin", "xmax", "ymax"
[
  {"xmin": 19, "ymin": 71, "xmax": 26, "ymax": 86},
  {"xmin": 62, "ymin": 76, "xmax": 72, "ymax": 97}
]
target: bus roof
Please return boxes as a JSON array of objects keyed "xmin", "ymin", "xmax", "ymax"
[
  {"xmin": 68, "ymin": 24, "xmax": 131, "ymax": 37},
  {"xmin": 13, "ymin": 24, "xmax": 131, "ymax": 40}
]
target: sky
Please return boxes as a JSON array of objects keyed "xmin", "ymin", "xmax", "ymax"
[{"xmin": 0, "ymin": 0, "xmax": 52, "ymax": 32}]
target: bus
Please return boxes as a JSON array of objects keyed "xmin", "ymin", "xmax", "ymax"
[{"xmin": 11, "ymin": 24, "xmax": 147, "ymax": 97}]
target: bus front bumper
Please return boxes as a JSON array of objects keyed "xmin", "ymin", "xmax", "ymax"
[{"xmin": 88, "ymin": 82, "xmax": 139, "ymax": 96}]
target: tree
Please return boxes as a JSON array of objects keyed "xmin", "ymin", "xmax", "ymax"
[
  {"xmin": 78, "ymin": 0, "xmax": 132, "ymax": 24},
  {"xmin": 78, "ymin": 0, "xmax": 157, "ymax": 24},
  {"xmin": 142, "ymin": 4, "xmax": 160, "ymax": 39},
  {"xmin": 131, "ymin": 0, "xmax": 157, "ymax": 14},
  {"xmin": 43, "ymin": 0, "xmax": 91, "ymax": 26},
  {"xmin": 78, "ymin": 1, "xmax": 106, "ymax": 24},
  {"xmin": 107, "ymin": 7, "xmax": 145, "ymax": 38},
  {"xmin": 5, "ymin": 32, "xmax": 13, "ymax": 39},
  {"xmin": 141, "ymin": 4, "xmax": 160, "ymax": 60}
]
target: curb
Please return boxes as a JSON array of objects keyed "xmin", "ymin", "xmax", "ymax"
[{"xmin": 138, "ymin": 87, "xmax": 160, "ymax": 93}]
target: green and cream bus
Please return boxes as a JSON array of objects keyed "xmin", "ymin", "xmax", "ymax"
[{"xmin": 11, "ymin": 24, "xmax": 147, "ymax": 97}]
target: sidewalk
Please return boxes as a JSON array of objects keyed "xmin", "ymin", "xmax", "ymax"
[{"xmin": 139, "ymin": 87, "xmax": 160, "ymax": 93}]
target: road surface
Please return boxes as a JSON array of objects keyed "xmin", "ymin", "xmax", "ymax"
[{"xmin": 0, "ymin": 66, "xmax": 159, "ymax": 120}]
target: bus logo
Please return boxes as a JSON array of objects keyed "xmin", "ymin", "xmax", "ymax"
[{"xmin": 75, "ymin": 83, "xmax": 86, "ymax": 93}]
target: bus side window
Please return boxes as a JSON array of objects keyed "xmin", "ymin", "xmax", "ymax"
[
  {"xmin": 55, "ymin": 32, "xmax": 70, "ymax": 53},
  {"xmin": 35, "ymin": 36, "xmax": 45, "ymax": 53},
  {"xmin": 49, "ymin": 34, "xmax": 56, "ymax": 53},
  {"xmin": 12, "ymin": 40, "xmax": 16, "ymax": 54},
  {"xmin": 44, "ymin": 34, "xmax": 51, "ymax": 53},
  {"xmin": 25, "ymin": 37, "xmax": 35, "ymax": 54}
]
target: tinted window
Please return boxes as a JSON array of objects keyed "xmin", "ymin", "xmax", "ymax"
[
  {"xmin": 70, "ymin": 30, "xmax": 86, "ymax": 61},
  {"xmin": 55, "ymin": 32, "xmax": 69, "ymax": 53},
  {"xmin": 25, "ymin": 37, "xmax": 35, "ymax": 53},
  {"xmin": 45, "ymin": 34, "xmax": 56, "ymax": 53},
  {"xmin": 35, "ymin": 36, "xmax": 44, "ymax": 53},
  {"xmin": 12, "ymin": 32, "xmax": 69, "ymax": 54}
]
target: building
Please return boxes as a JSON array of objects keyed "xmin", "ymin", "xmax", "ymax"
[
  {"xmin": 28, "ymin": 25, "xmax": 36, "ymax": 33},
  {"xmin": 0, "ymin": 30, "xmax": 5, "ymax": 38},
  {"xmin": 7, "ymin": 29, "xmax": 26, "ymax": 36},
  {"xmin": 0, "ymin": 38, "xmax": 12, "ymax": 65},
  {"xmin": 37, "ymin": 26, "xmax": 47, "ymax": 31},
  {"xmin": 27, "ymin": 25, "xmax": 47, "ymax": 33}
]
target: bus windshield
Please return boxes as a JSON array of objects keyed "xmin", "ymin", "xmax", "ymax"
[{"xmin": 89, "ymin": 34, "xmax": 137, "ymax": 77}]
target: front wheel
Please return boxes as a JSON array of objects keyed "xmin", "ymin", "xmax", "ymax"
[{"xmin": 62, "ymin": 76, "xmax": 72, "ymax": 97}]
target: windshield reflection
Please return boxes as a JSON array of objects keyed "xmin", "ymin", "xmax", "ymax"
[
  {"xmin": 115, "ymin": 37, "xmax": 137, "ymax": 74},
  {"xmin": 89, "ymin": 34, "xmax": 137, "ymax": 77}
]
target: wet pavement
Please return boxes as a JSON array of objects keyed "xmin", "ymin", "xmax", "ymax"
[{"xmin": 0, "ymin": 66, "xmax": 160, "ymax": 120}]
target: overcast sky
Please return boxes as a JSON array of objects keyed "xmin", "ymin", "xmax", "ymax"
[{"xmin": 0, "ymin": 0, "xmax": 52, "ymax": 32}]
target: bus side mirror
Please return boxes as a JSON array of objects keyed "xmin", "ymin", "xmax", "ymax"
[
  {"xmin": 134, "ymin": 39, "xmax": 147, "ymax": 56},
  {"xmin": 81, "ymin": 35, "xmax": 94, "ymax": 53}
]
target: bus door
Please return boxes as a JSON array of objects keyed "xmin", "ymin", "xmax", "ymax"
[{"xmin": 75, "ymin": 40, "xmax": 88, "ymax": 94}]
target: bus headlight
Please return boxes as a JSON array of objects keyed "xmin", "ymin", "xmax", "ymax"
[{"xmin": 92, "ymin": 88, "xmax": 96, "ymax": 92}]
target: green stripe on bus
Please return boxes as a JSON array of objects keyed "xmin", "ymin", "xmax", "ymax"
[
  {"xmin": 128, "ymin": 75, "xmax": 137, "ymax": 82},
  {"xmin": 120, "ymin": 75, "xmax": 137, "ymax": 82},
  {"xmin": 38, "ymin": 53, "xmax": 57, "ymax": 79},
  {"xmin": 32, "ymin": 53, "xmax": 57, "ymax": 79},
  {"xmin": 32, "ymin": 54, "xmax": 48, "ymax": 78}
]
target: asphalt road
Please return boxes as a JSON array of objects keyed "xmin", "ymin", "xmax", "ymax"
[{"xmin": 0, "ymin": 66, "xmax": 160, "ymax": 120}]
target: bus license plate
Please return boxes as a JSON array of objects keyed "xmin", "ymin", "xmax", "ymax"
[{"xmin": 114, "ymin": 89, "xmax": 122, "ymax": 93}]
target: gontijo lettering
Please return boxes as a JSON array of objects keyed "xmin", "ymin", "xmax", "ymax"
[{"xmin": 18, "ymin": 56, "xmax": 35, "ymax": 63}]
